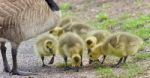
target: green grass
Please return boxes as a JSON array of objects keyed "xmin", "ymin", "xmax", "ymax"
[
  {"xmin": 121, "ymin": 63, "xmax": 144, "ymax": 78},
  {"xmin": 133, "ymin": 53, "xmax": 150, "ymax": 61},
  {"xmin": 98, "ymin": 18, "xmax": 118, "ymax": 30},
  {"xmin": 144, "ymin": 40, "xmax": 150, "ymax": 47},
  {"xmin": 60, "ymin": 3, "xmax": 72, "ymax": 12},
  {"xmin": 122, "ymin": 15, "xmax": 150, "ymax": 47},
  {"xmin": 62, "ymin": 11, "xmax": 75, "ymax": 17},
  {"xmin": 122, "ymin": 15, "xmax": 150, "ymax": 30},
  {"xmin": 94, "ymin": 12, "xmax": 150, "ymax": 31},
  {"xmin": 96, "ymin": 12, "xmax": 109, "ymax": 22},
  {"xmin": 97, "ymin": 67, "xmax": 117, "ymax": 78},
  {"xmin": 95, "ymin": 52, "xmax": 150, "ymax": 78},
  {"xmin": 59, "ymin": 3, "xmax": 75, "ymax": 17},
  {"xmin": 89, "ymin": 13, "xmax": 150, "ymax": 42},
  {"xmin": 94, "ymin": 13, "xmax": 150, "ymax": 31},
  {"xmin": 59, "ymin": 2, "xmax": 150, "ymax": 77},
  {"xmin": 120, "ymin": 15, "xmax": 150, "ymax": 46},
  {"xmin": 96, "ymin": 62, "xmax": 145, "ymax": 78},
  {"xmin": 94, "ymin": 12, "xmax": 119, "ymax": 30},
  {"xmin": 94, "ymin": 13, "xmax": 150, "ymax": 47},
  {"xmin": 133, "ymin": 28, "xmax": 150, "ymax": 39}
]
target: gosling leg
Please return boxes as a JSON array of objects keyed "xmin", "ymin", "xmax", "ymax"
[
  {"xmin": 48, "ymin": 54, "xmax": 55, "ymax": 64},
  {"xmin": 41, "ymin": 56, "xmax": 47, "ymax": 67},
  {"xmin": 63, "ymin": 55, "xmax": 71, "ymax": 71},
  {"xmin": 101, "ymin": 55, "xmax": 106, "ymax": 64},
  {"xmin": 123, "ymin": 56, "xmax": 128, "ymax": 64},
  {"xmin": 80, "ymin": 54, "xmax": 83, "ymax": 66},
  {"xmin": 112, "ymin": 57, "xmax": 123, "ymax": 68}
]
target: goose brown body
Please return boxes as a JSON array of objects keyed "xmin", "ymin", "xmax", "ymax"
[
  {"xmin": 0, "ymin": 0, "xmax": 60, "ymax": 75},
  {"xmin": 0, "ymin": 0, "xmax": 60, "ymax": 44}
]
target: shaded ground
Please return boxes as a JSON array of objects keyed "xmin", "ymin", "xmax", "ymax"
[{"xmin": 0, "ymin": 0, "xmax": 150, "ymax": 78}]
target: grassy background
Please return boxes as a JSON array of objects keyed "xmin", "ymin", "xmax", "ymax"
[{"xmin": 58, "ymin": 0, "xmax": 150, "ymax": 78}]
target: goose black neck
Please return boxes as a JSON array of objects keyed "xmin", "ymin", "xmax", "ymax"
[{"xmin": 45, "ymin": 0, "xmax": 59, "ymax": 11}]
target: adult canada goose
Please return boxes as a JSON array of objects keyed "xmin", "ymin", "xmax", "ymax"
[{"xmin": 0, "ymin": 0, "xmax": 61, "ymax": 76}]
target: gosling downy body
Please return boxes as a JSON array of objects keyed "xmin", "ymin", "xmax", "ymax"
[
  {"xmin": 59, "ymin": 32, "xmax": 85, "ymax": 71},
  {"xmin": 89, "ymin": 32, "xmax": 143, "ymax": 67},
  {"xmin": 86, "ymin": 30, "xmax": 110, "ymax": 51},
  {"xmin": 50, "ymin": 22, "xmax": 94, "ymax": 39},
  {"xmin": 59, "ymin": 16, "xmax": 81, "ymax": 27},
  {"xmin": 85, "ymin": 30, "xmax": 110, "ymax": 64},
  {"xmin": 34, "ymin": 34, "xmax": 58, "ymax": 67},
  {"xmin": 49, "ymin": 16, "xmax": 81, "ymax": 37}
]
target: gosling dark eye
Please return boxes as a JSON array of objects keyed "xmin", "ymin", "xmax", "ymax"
[{"xmin": 90, "ymin": 55, "xmax": 92, "ymax": 58}]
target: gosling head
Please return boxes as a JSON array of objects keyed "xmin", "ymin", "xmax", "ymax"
[
  {"xmin": 85, "ymin": 36, "xmax": 97, "ymax": 53},
  {"xmin": 72, "ymin": 54, "xmax": 81, "ymax": 72},
  {"xmin": 44, "ymin": 40, "xmax": 54, "ymax": 54},
  {"xmin": 85, "ymin": 36, "xmax": 97, "ymax": 49},
  {"xmin": 49, "ymin": 26, "xmax": 64, "ymax": 37},
  {"xmin": 89, "ymin": 44, "xmax": 103, "ymax": 64}
]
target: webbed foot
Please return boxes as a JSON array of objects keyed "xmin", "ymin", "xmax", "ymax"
[
  {"xmin": 42, "ymin": 64, "xmax": 49, "ymax": 67},
  {"xmin": 3, "ymin": 66, "xmax": 11, "ymax": 72},
  {"xmin": 64, "ymin": 66, "xmax": 72, "ymax": 71},
  {"xmin": 11, "ymin": 70, "xmax": 36, "ymax": 76},
  {"xmin": 111, "ymin": 64, "xmax": 120, "ymax": 68}
]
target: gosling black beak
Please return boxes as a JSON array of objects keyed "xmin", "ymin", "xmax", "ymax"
[
  {"xmin": 48, "ymin": 48, "xmax": 53, "ymax": 54},
  {"xmin": 89, "ymin": 60, "xmax": 93, "ymax": 64}
]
